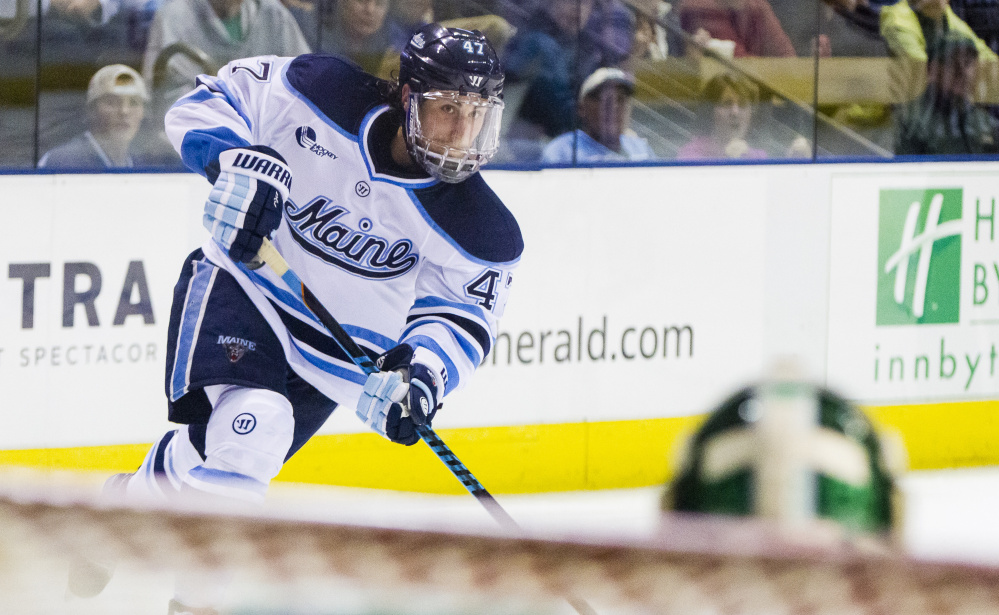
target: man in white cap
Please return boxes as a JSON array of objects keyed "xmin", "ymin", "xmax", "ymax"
[
  {"xmin": 541, "ymin": 67, "xmax": 656, "ymax": 163},
  {"xmin": 39, "ymin": 64, "xmax": 149, "ymax": 169}
]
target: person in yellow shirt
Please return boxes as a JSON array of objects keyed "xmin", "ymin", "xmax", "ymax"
[{"xmin": 880, "ymin": 0, "xmax": 997, "ymax": 61}]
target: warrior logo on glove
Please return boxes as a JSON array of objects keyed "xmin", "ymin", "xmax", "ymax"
[
  {"xmin": 229, "ymin": 150, "xmax": 293, "ymax": 191},
  {"xmin": 203, "ymin": 145, "xmax": 292, "ymax": 263},
  {"xmin": 356, "ymin": 344, "xmax": 442, "ymax": 446}
]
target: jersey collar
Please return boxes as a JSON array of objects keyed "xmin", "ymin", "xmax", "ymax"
[{"xmin": 359, "ymin": 105, "xmax": 439, "ymax": 188}]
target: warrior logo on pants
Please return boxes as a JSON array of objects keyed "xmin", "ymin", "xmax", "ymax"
[{"xmin": 232, "ymin": 413, "xmax": 256, "ymax": 434}]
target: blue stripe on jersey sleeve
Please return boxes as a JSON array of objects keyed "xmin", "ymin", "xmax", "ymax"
[
  {"xmin": 174, "ymin": 87, "xmax": 219, "ymax": 107},
  {"xmin": 407, "ymin": 311, "xmax": 491, "ymax": 358},
  {"xmin": 205, "ymin": 77, "xmax": 255, "ymax": 134},
  {"xmin": 402, "ymin": 318, "xmax": 482, "ymax": 369},
  {"xmin": 179, "ymin": 126, "xmax": 251, "ymax": 178},
  {"xmin": 404, "ymin": 334, "xmax": 460, "ymax": 395},
  {"xmin": 341, "ymin": 324, "xmax": 396, "ymax": 352},
  {"xmin": 413, "ymin": 296, "xmax": 489, "ymax": 321},
  {"xmin": 176, "ymin": 77, "xmax": 254, "ymax": 134}
]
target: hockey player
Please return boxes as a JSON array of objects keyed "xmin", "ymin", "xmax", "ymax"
[
  {"xmin": 661, "ymin": 365, "xmax": 906, "ymax": 544},
  {"xmin": 72, "ymin": 23, "xmax": 522, "ymax": 615}
]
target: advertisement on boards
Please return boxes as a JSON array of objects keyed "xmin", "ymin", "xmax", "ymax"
[
  {"xmin": 0, "ymin": 167, "xmax": 773, "ymax": 448},
  {"xmin": 0, "ymin": 174, "xmax": 207, "ymax": 448},
  {"xmin": 447, "ymin": 166, "xmax": 771, "ymax": 427},
  {"xmin": 828, "ymin": 171, "xmax": 999, "ymax": 403}
]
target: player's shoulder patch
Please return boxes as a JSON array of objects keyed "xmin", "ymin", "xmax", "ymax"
[
  {"xmin": 412, "ymin": 174, "xmax": 524, "ymax": 264},
  {"xmin": 285, "ymin": 54, "xmax": 385, "ymax": 136}
]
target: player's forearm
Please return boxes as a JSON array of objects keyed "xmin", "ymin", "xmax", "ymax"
[{"xmin": 165, "ymin": 81, "xmax": 256, "ymax": 177}]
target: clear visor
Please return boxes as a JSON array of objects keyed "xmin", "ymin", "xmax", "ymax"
[{"xmin": 407, "ymin": 90, "xmax": 504, "ymax": 183}]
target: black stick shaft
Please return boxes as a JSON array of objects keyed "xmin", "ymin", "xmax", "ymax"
[
  {"xmin": 255, "ymin": 239, "xmax": 516, "ymax": 527},
  {"xmin": 252, "ymin": 239, "xmax": 597, "ymax": 613}
]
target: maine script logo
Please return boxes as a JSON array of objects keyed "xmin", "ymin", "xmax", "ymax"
[{"xmin": 286, "ymin": 197, "xmax": 418, "ymax": 279}]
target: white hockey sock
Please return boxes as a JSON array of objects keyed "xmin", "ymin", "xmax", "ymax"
[{"xmin": 130, "ymin": 427, "xmax": 205, "ymax": 502}]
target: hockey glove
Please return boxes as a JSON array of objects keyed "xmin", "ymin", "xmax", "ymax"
[
  {"xmin": 355, "ymin": 344, "xmax": 442, "ymax": 446},
  {"xmin": 204, "ymin": 146, "xmax": 292, "ymax": 263}
]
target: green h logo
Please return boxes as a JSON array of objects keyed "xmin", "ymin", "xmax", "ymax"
[{"xmin": 877, "ymin": 189, "xmax": 962, "ymax": 325}]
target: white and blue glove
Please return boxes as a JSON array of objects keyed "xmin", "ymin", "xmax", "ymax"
[
  {"xmin": 204, "ymin": 146, "xmax": 292, "ymax": 263},
  {"xmin": 355, "ymin": 344, "xmax": 442, "ymax": 446}
]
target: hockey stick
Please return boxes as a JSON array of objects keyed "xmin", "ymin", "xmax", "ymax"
[
  {"xmin": 250, "ymin": 238, "xmax": 599, "ymax": 615},
  {"xmin": 250, "ymin": 238, "xmax": 518, "ymax": 530}
]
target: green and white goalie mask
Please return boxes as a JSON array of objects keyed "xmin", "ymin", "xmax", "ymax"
[
  {"xmin": 405, "ymin": 90, "xmax": 504, "ymax": 183},
  {"xmin": 662, "ymin": 380, "xmax": 904, "ymax": 536}
]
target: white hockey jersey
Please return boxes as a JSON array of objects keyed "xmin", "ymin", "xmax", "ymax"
[{"xmin": 164, "ymin": 54, "xmax": 523, "ymax": 411}]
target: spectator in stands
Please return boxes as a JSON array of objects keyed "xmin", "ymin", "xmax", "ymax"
[
  {"xmin": 674, "ymin": 0, "xmax": 797, "ymax": 57},
  {"xmin": 39, "ymin": 64, "xmax": 149, "ymax": 169},
  {"xmin": 769, "ymin": 0, "xmax": 888, "ymax": 57},
  {"xmin": 284, "ymin": 0, "xmax": 514, "ymax": 83},
  {"xmin": 677, "ymin": 71, "xmax": 811, "ymax": 159},
  {"xmin": 306, "ymin": 0, "xmax": 403, "ymax": 75},
  {"xmin": 629, "ymin": 0, "xmax": 675, "ymax": 60},
  {"xmin": 880, "ymin": 0, "xmax": 997, "ymax": 60},
  {"xmin": 825, "ymin": 0, "xmax": 999, "ymax": 53},
  {"xmin": 372, "ymin": 8, "xmax": 516, "ymax": 80},
  {"xmin": 501, "ymin": 0, "xmax": 635, "ymax": 159},
  {"xmin": 541, "ymin": 67, "xmax": 656, "ymax": 162},
  {"xmin": 279, "ymin": 0, "xmax": 319, "ymax": 45},
  {"xmin": 678, "ymin": 72, "xmax": 766, "ymax": 159},
  {"xmin": 950, "ymin": 0, "xmax": 999, "ymax": 53},
  {"xmin": 141, "ymin": 0, "xmax": 310, "ymax": 111},
  {"xmin": 6, "ymin": 0, "xmax": 160, "ymax": 55},
  {"xmin": 283, "ymin": 0, "xmax": 420, "ymax": 74},
  {"xmin": 820, "ymin": 0, "xmax": 887, "ymax": 41},
  {"xmin": 386, "ymin": 0, "xmax": 433, "ymax": 40},
  {"xmin": 895, "ymin": 32, "xmax": 999, "ymax": 153},
  {"xmin": 44, "ymin": 0, "xmax": 154, "ymax": 30},
  {"xmin": 877, "ymin": 0, "xmax": 998, "ymax": 125}
]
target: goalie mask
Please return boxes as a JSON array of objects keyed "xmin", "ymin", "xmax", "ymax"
[
  {"xmin": 399, "ymin": 23, "xmax": 504, "ymax": 183},
  {"xmin": 662, "ymin": 379, "xmax": 904, "ymax": 537}
]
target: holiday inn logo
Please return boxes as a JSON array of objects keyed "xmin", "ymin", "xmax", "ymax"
[{"xmin": 876, "ymin": 189, "xmax": 963, "ymax": 325}]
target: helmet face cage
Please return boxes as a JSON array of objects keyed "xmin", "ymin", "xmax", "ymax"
[
  {"xmin": 405, "ymin": 90, "xmax": 504, "ymax": 183},
  {"xmin": 398, "ymin": 23, "xmax": 505, "ymax": 182}
]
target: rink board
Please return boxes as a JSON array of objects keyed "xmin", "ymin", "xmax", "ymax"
[{"xmin": 0, "ymin": 165, "xmax": 996, "ymax": 493}]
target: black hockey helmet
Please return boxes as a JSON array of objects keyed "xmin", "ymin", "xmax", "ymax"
[
  {"xmin": 397, "ymin": 23, "xmax": 506, "ymax": 183},
  {"xmin": 399, "ymin": 23, "xmax": 504, "ymax": 99}
]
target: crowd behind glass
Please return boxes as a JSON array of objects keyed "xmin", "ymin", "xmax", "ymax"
[{"xmin": 2, "ymin": 0, "xmax": 999, "ymax": 169}]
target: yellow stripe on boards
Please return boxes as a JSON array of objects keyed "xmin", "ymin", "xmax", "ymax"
[
  {"xmin": 275, "ymin": 416, "xmax": 706, "ymax": 494},
  {"xmin": 0, "ymin": 401, "xmax": 995, "ymax": 492},
  {"xmin": 863, "ymin": 400, "xmax": 999, "ymax": 470},
  {"xmin": 0, "ymin": 443, "xmax": 151, "ymax": 473}
]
